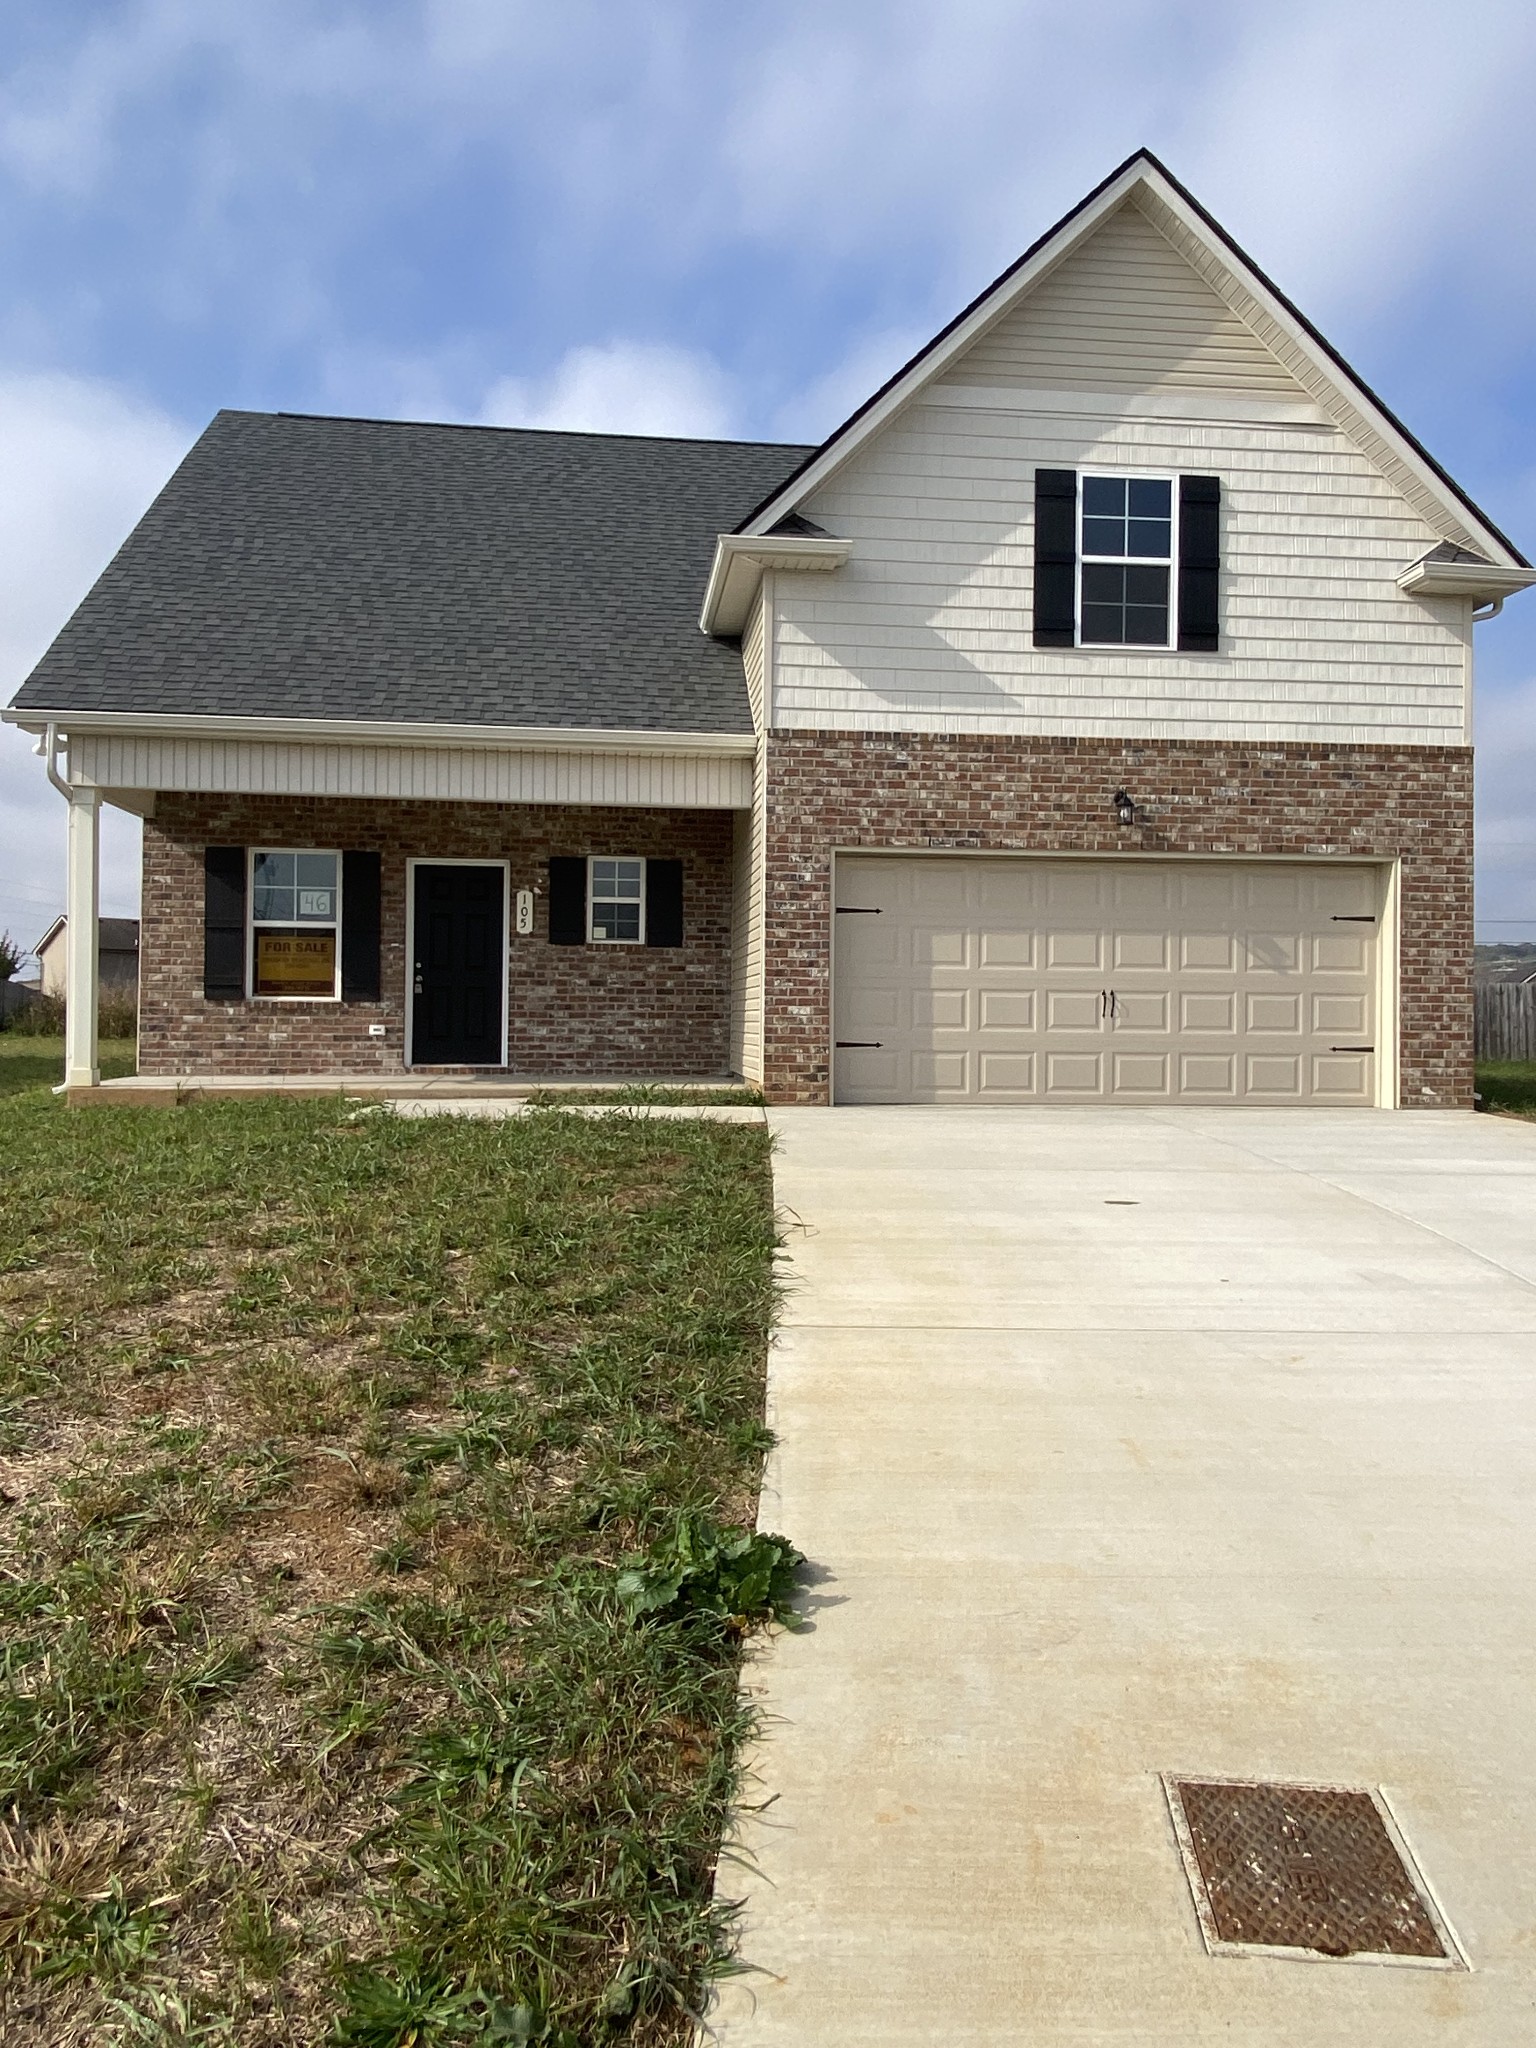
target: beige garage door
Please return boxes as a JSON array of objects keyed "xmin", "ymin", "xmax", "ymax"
[{"xmin": 833, "ymin": 857, "xmax": 1380, "ymax": 1106}]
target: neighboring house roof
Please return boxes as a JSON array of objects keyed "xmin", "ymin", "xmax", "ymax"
[
  {"xmin": 732, "ymin": 148, "xmax": 1530, "ymax": 574},
  {"xmin": 34, "ymin": 915, "xmax": 140, "ymax": 954},
  {"xmin": 9, "ymin": 412, "xmax": 810, "ymax": 736}
]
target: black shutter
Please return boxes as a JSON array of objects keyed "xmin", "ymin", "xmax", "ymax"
[
  {"xmin": 341, "ymin": 851, "xmax": 382, "ymax": 1001},
  {"xmin": 547, "ymin": 857, "xmax": 587, "ymax": 944},
  {"xmin": 1033, "ymin": 469, "xmax": 1078, "ymax": 648},
  {"xmin": 1178, "ymin": 474, "xmax": 1221, "ymax": 652},
  {"xmin": 645, "ymin": 859, "xmax": 684, "ymax": 948},
  {"xmin": 203, "ymin": 847, "xmax": 246, "ymax": 1001}
]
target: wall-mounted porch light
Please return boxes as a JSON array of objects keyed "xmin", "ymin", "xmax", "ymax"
[{"xmin": 1113, "ymin": 788, "xmax": 1138, "ymax": 827}]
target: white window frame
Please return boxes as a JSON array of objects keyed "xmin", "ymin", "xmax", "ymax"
[
  {"xmin": 1075, "ymin": 469, "xmax": 1179, "ymax": 651},
  {"xmin": 248, "ymin": 846, "xmax": 342, "ymax": 1002},
  {"xmin": 587, "ymin": 856, "xmax": 647, "ymax": 945}
]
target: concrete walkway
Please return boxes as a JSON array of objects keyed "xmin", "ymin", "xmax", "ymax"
[{"xmin": 710, "ymin": 1108, "xmax": 1536, "ymax": 2046}]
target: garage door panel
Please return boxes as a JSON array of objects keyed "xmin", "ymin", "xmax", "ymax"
[
  {"xmin": 979, "ymin": 989, "xmax": 1035, "ymax": 1031},
  {"xmin": 1113, "ymin": 1053, "xmax": 1170, "ymax": 1094},
  {"xmin": 979, "ymin": 929, "xmax": 1034, "ymax": 968},
  {"xmin": 1246, "ymin": 931, "xmax": 1300, "ymax": 973},
  {"xmin": 1313, "ymin": 930, "xmax": 1371, "ymax": 973},
  {"xmin": 1047, "ymin": 1052, "xmax": 1103, "ymax": 1093},
  {"xmin": 913, "ymin": 927, "xmax": 969, "ymax": 967},
  {"xmin": 1047, "ymin": 989, "xmax": 1104, "ymax": 1032},
  {"xmin": 1180, "ymin": 1053, "xmax": 1238, "ymax": 1095},
  {"xmin": 1246, "ymin": 992, "xmax": 1301, "ymax": 1033},
  {"xmin": 1114, "ymin": 930, "xmax": 1169, "ymax": 971},
  {"xmin": 1182, "ymin": 932, "xmax": 1236, "ymax": 971},
  {"xmin": 1047, "ymin": 930, "xmax": 1102, "ymax": 969},
  {"xmin": 912, "ymin": 1050, "xmax": 969, "ymax": 1094},
  {"xmin": 1115, "ymin": 992, "xmax": 1170, "ymax": 1032},
  {"xmin": 1181, "ymin": 991, "xmax": 1235, "ymax": 1031},
  {"xmin": 978, "ymin": 1052, "xmax": 1036, "ymax": 1094},
  {"xmin": 832, "ymin": 856, "xmax": 1379, "ymax": 1108},
  {"xmin": 1312, "ymin": 1053, "xmax": 1371, "ymax": 1098},
  {"xmin": 1247, "ymin": 1054, "xmax": 1304, "ymax": 1095},
  {"xmin": 1313, "ymin": 992, "xmax": 1368, "ymax": 1034}
]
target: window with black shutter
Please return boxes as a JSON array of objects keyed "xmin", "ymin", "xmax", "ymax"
[{"xmin": 1033, "ymin": 468, "xmax": 1221, "ymax": 651}]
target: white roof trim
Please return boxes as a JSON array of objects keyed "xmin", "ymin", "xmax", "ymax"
[
  {"xmin": 700, "ymin": 533, "xmax": 852, "ymax": 637},
  {"xmin": 2, "ymin": 708, "xmax": 757, "ymax": 756},
  {"xmin": 738, "ymin": 152, "xmax": 1527, "ymax": 573},
  {"xmin": 1397, "ymin": 557, "xmax": 1536, "ymax": 601}
]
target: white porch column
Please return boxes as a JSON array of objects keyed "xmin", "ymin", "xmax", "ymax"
[{"xmin": 64, "ymin": 784, "xmax": 101, "ymax": 1089}]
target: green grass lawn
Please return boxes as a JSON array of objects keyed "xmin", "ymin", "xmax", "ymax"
[
  {"xmin": 0, "ymin": 1072, "xmax": 779, "ymax": 2044},
  {"xmin": 0, "ymin": 1034, "xmax": 138, "ymax": 1097},
  {"xmin": 1476, "ymin": 1061, "xmax": 1536, "ymax": 1118}
]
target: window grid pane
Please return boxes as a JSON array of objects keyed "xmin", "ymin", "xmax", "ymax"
[
  {"xmin": 1080, "ymin": 564, "xmax": 1170, "ymax": 647},
  {"xmin": 590, "ymin": 858, "xmax": 645, "ymax": 942},
  {"xmin": 1081, "ymin": 475, "xmax": 1172, "ymax": 562},
  {"xmin": 252, "ymin": 850, "xmax": 338, "ymax": 927}
]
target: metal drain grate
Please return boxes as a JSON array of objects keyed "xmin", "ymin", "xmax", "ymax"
[{"xmin": 1164, "ymin": 1777, "xmax": 1461, "ymax": 1966}]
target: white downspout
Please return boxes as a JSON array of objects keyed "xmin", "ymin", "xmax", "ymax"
[{"xmin": 36, "ymin": 723, "xmax": 101, "ymax": 1092}]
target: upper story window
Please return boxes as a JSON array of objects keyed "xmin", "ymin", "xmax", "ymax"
[
  {"xmin": 1033, "ymin": 468, "xmax": 1221, "ymax": 655},
  {"xmin": 250, "ymin": 848, "xmax": 341, "ymax": 997},
  {"xmin": 588, "ymin": 857, "xmax": 645, "ymax": 943},
  {"xmin": 1079, "ymin": 475, "xmax": 1174, "ymax": 647}
]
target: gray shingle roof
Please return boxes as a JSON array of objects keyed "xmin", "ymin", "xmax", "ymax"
[{"xmin": 9, "ymin": 410, "xmax": 812, "ymax": 735}]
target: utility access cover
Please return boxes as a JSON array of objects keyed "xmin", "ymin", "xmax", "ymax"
[{"xmin": 1164, "ymin": 1777, "xmax": 1461, "ymax": 1967}]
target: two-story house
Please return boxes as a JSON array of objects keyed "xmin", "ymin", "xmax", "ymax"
[{"xmin": 8, "ymin": 151, "xmax": 1531, "ymax": 1106}]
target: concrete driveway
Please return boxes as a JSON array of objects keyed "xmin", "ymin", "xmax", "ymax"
[{"xmin": 710, "ymin": 1108, "xmax": 1536, "ymax": 2046}]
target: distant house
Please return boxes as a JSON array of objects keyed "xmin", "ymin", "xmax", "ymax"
[
  {"xmin": 7, "ymin": 149, "xmax": 1535, "ymax": 1103},
  {"xmin": 34, "ymin": 915, "xmax": 140, "ymax": 997}
]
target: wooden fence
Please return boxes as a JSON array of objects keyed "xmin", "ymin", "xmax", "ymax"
[{"xmin": 1475, "ymin": 982, "xmax": 1536, "ymax": 1062}]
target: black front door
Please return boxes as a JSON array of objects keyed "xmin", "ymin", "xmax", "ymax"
[{"xmin": 412, "ymin": 864, "xmax": 505, "ymax": 1065}]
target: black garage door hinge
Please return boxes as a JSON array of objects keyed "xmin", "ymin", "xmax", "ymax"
[
  {"xmin": 835, "ymin": 906, "xmax": 882, "ymax": 914},
  {"xmin": 835, "ymin": 1041, "xmax": 883, "ymax": 1049},
  {"xmin": 1332, "ymin": 914, "xmax": 1376, "ymax": 922},
  {"xmin": 1330, "ymin": 1045, "xmax": 1374, "ymax": 1053}
]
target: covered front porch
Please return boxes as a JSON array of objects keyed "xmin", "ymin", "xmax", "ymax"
[{"xmin": 39, "ymin": 717, "xmax": 762, "ymax": 1097}]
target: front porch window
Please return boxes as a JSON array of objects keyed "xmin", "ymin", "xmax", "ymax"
[
  {"xmin": 588, "ymin": 857, "xmax": 645, "ymax": 943},
  {"xmin": 250, "ymin": 848, "xmax": 341, "ymax": 997}
]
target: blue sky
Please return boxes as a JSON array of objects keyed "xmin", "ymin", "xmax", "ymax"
[{"xmin": 4, "ymin": 0, "xmax": 1536, "ymax": 953}]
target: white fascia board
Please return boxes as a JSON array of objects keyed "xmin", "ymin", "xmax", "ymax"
[
  {"xmin": 700, "ymin": 533, "xmax": 853, "ymax": 637},
  {"xmin": 1397, "ymin": 559, "xmax": 1536, "ymax": 600},
  {"xmin": 1, "ymin": 707, "xmax": 756, "ymax": 756},
  {"xmin": 739, "ymin": 152, "xmax": 1528, "ymax": 573}
]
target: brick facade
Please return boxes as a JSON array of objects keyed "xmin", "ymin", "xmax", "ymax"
[
  {"xmin": 140, "ymin": 795, "xmax": 733, "ymax": 1078},
  {"xmin": 761, "ymin": 732, "xmax": 1473, "ymax": 1108}
]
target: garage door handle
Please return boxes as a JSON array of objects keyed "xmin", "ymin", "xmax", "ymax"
[
  {"xmin": 836, "ymin": 1041, "xmax": 883, "ymax": 1048},
  {"xmin": 1330, "ymin": 1045, "xmax": 1374, "ymax": 1053},
  {"xmin": 835, "ymin": 906, "xmax": 881, "ymax": 914},
  {"xmin": 1332, "ymin": 915, "xmax": 1376, "ymax": 922}
]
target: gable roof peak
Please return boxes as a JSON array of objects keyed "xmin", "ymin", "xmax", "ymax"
[{"xmin": 734, "ymin": 152, "xmax": 1526, "ymax": 571}]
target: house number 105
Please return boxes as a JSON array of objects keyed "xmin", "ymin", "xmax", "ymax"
[{"xmin": 515, "ymin": 888, "xmax": 535, "ymax": 936}]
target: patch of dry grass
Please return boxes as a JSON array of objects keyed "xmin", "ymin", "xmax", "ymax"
[{"xmin": 0, "ymin": 1092, "xmax": 777, "ymax": 2043}]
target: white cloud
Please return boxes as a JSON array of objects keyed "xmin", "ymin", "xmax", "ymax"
[
  {"xmin": 0, "ymin": 370, "xmax": 190, "ymax": 959},
  {"xmin": 479, "ymin": 341, "xmax": 737, "ymax": 439}
]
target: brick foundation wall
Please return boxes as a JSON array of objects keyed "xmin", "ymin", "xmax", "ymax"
[
  {"xmin": 140, "ymin": 795, "xmax": 734, "ymax": 1077},
  {"xmin": 762, "ymin": 732, "xmax": 1473, "ymax": 1108}
]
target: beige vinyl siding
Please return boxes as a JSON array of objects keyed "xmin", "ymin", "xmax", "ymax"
[
  {"xmin": 942, "ymin": 199, "xmax": 1308, "ymax": 399},
  {"xmin": 729, "ymin": 598, "xmax": 768, "ymax": 1082},
  {"xmin": 770, "ymin": 394, "xmax": 1468, "ymax": 746},
  {"xmin": 1136, "ymin": 185, "xmax": 1488, "ymax": 557},
  {"xmin": 67, "ymin": 734, "xmax": 754, "ymax": 809}
]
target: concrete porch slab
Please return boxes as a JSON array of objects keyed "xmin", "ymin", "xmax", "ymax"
[
  {"xmin": 63, "ymin": 1072, "xmax": 748, "ymax": 1108},
  {"xmin": 709, "ymin": 1106, "xmax": 1536, "ymax": 2046}
]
